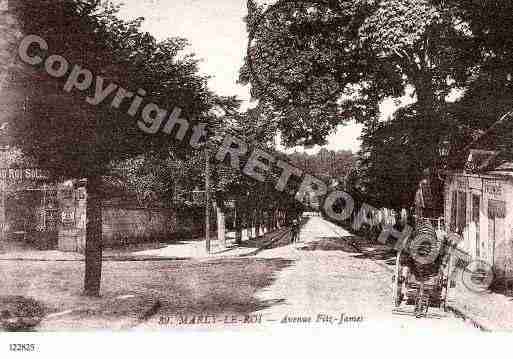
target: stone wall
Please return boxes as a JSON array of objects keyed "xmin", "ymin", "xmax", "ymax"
[
  {"xmin": 56, "ymin": 181, "xmax": 208, "ymax": 252},
  {"xmin": 59, "ymin": 204, "xmax": 202, "ymax": 252},
  {"xmin": 102, "ymin": 207, "xmax": 178, "ymax": 247}
]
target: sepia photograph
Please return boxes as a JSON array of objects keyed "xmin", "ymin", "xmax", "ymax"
[{"xmin": 0, "ymin": 0, "xmax": 512, "ymax": 356}]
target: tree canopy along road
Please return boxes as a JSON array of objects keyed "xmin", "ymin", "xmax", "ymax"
[
  {"xmin": 241, "ymin": 0, "xmax": 513, "ymax": 212},
  {"xmin": 138, "ymin": 217, "xmax": 479, "ymax": 332}
]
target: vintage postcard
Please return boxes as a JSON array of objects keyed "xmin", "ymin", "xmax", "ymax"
[{"xmin": 1, "ymin": 0, "xmax": 513, "ymax": 355}]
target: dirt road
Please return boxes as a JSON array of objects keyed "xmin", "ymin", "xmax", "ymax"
[
  {"xmin": 135, "ymin": 216, "xmax": 478, "ymax": 332},
  {"xmin": 250, "ymin": 216, "xmax": 478, "ymax": 332}
]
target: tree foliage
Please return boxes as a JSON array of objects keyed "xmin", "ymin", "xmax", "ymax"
[
  {"xmin": 288, "ymin": 148, "xmax": 356, "ymax": 184},
  {"xmin": 0, "ymin": 0, "xmax": 217, "ymax": 296},
  {"xmin": 6, "ymin": 0, "xmax": 212, "ymax": 179},
  {"xmin": 241, "ymin": 0, "xmax": 513, "ymax": 210}
]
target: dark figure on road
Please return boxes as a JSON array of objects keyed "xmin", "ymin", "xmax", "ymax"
[{"xmin": 291, "ymin": 218, "xmax": 300, "ymax": 243}]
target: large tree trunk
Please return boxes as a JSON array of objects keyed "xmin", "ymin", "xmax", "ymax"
[
  {"xmin": 216, "ymin": 199, "xmax": 226, "ymax": 248},
  {"xmin": 84, "ymin": 175, "xmax": 103, "ymax": 297},
  {"xmin": 256, "ymin": 208, "xmax": 262, "ymax": 237},
  {"xmin": 245, "ymin": 209, "xmax": 252, "ymax": 240},
  {"xmin": 235, "ymin": 199, "xmax": 242, "ymax": 245},
  {"xmin": 250, "ymin": 209, "xmax": 256, "ymax": 238}
]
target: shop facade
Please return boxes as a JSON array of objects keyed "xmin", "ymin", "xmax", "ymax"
[
  {"xmin": 444, "ymin": 163, "xmax": 513, "ymax": 279},
  {"xmin": 0, "ymin": 167, "xmax": 59, "ymax": 249},
  {"xmin": 0, "ymin": 169, "xmax": 181, "ymax": 252}
]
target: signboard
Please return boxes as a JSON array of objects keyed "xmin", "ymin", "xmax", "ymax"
[
  {"xmin": 0, "ymin": 168, "xmax": 50, "ymax": 182},
  {"xmin": 484, "ymin": 180, "xmax": 503, "ymax": 198},
  {"xmin": 61, "ymin": 208, "xmax": 76, "ymax": 227}
]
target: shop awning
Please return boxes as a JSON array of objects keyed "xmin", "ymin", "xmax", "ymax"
[{"xmin": 488, "ymin": 200, "xmax": 506, "ymax": 218}]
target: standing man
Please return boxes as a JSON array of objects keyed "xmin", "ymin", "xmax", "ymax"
[{"xmin": 291, "ymin": 217, "xmax": 300, "ymax": 243}]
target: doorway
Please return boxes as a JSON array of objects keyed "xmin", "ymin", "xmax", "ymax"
[
  {"xmin": 472, "ymin": 194, "xmax": 481, "ymax": 259},
  {"xmin": 487, "ymin": 200, "xmax": 506, "ymax": 265}
]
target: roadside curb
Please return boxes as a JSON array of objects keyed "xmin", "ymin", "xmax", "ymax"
[
  {"xmin": 238, "ymin": 228, "xmax": 290, "ymax": 257},
  {"xmin": 0, "ymin": 229, "xmax": 292, "ymax": 262},
  {"xmin": 445, "ymin": 303, "xmax": 492, "ymax": 332}
]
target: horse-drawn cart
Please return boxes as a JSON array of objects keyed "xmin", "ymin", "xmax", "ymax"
[{"xmin": 392, "ymin": 220, "xmax": 453, "ymax": 318}]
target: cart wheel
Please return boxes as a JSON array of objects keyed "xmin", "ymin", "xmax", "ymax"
[
  {"xmin": 393, "ymin": 252, "xmax": 404, "ymax": 307},
  {"xmin": 433, "ymin": 271, "xmax": 445, "ymax": 309},
  {"xmin": 414, "ymin": 283, "xmax": 429, "ymax": 318},
  {"xmin": 442, "ymin": 256, "xmax": 453, "ymax": 311},
  {"xmin": 441, "ymin": 277, "xmax": 450, "ymax": 311}
]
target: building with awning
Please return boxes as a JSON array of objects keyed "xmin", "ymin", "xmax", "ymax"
[
  {"xmin": 444, "ymin": 156, "xmax": 513, "ymax": 283},
  {"xmin": 438, "ymin": 106, "xmax": 513, "ymax": 288}
]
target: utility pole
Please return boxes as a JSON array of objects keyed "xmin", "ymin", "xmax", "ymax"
[{"xmin": 205, "ymin": 147, "xmax": 211, "ymax": 254}]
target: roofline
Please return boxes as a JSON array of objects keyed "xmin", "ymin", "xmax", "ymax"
[{"xmin": 442, "ymin": 170, "xmax": 513, "ymax": 182}]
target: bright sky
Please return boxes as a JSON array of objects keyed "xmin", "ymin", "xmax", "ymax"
[{"xmin": 113, "ymin": 0, "xmax": 386, "ymax": 154}]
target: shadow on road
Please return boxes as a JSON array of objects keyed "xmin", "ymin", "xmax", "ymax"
[
  {"xmin": 238, "ymin": 229, "xmax": 291, "ymax": 250},
  {"xmin": 1, "ymin": 256, "xmax": 295, "ymax": 330},
  {"xmin": 299, "ymin": 232, "xmax": 397, "ymax": 268},
  {"xmin": 151, "ymin": 257, "xmax": 294, "ymax": 316},
  {"xmin": 298, "ymin": 237, "xmax": 360, "ymax": 253}
]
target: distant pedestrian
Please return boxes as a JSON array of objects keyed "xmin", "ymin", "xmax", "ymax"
[{"xmin": 291, "ymin": 218, "xmax": 300, "ymax": 243}]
